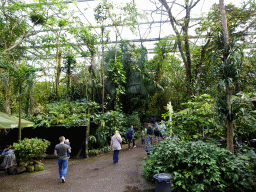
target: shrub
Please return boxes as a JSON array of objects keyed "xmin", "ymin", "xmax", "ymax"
[
  {"xmin": 13, "ymin": 138, "xmax": 50, "ymax": 163},
  {"xmin": 171, "ymin": 94, "xmax": 219, "ymax": 141},
  {"xmin": 143, "ymin": 137, "xmax": 254, "ymax": 191}
]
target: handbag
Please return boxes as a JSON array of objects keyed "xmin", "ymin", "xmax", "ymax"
[{"xmin": 116, "ymin": 137, "xmax": 122, "ymax": 149}]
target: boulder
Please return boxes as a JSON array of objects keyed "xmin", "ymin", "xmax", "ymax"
[
  {"xmin": 16, "ymin": 166, "xmax": 26, "ymax": 174},
  {"xmin": 34, "ymin": 164, "xmax": 44, "ymax": 171},
  {"xmin": 27, "ymin": 165, "xmax": 34, "ymax": 172},
  {"xmin": 20, "ymin": 162, "xmax": 28, "ymax": 167},
  {"xmin": 29, "ymin": 161, "xmax": 34, "ymax": 165},
  {"xmin": 34, "ymin": 160, "xmax": 44, "ymax": 166},
  {"xmin": 8, "ymin": 166, "xmax": 17, "ymax": 175}
]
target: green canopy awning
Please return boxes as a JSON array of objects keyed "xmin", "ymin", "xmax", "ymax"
[{"xmin": 0, "ymin": 112, "xmax": 34, "ymax": 129}]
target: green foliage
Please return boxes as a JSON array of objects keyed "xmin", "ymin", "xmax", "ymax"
[
  {"xmin": 143, "ymin": 137, "xmax": 255, "ymax": 191},
  {"xmin": 246, "ymin": 150, "xmax": 256, "ymax": 176},
  {"xmin": 106, "ymin": 56, "xmax": 126, "ymax": 110},
  {"xmin": 28, "ymin": 99, "xmax": 100, "ymax": 128},
  {"xmin": 147, "ymin": 36, "xmax": 186, "ymax": 113},
  {"xmin": 13, "ymin": 138, "xmax": 50, "ymax": 162},
  {"xmin": 92, "ymin": 110, "xmax": 142, "ymax": 147},
  {"xmin": 34, "ymin": 164, "xmax": 44, "ymax": 171},
  {"xmin": 93, "ymin": 110, "xmax": 125, "ymax": 148},
  {"xmin": 172, "ymin": 94, "xmax": 218, "ymax": 140},
  {"xmin": 30, "ymin": 14, "xmax": 45, "ymax": 25},
  {"xmin": 232, "ymin": 93, "xmax": 256, "ymax": 140}
]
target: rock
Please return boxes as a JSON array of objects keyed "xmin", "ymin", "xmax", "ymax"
[
  {"xmin": 34, "ymin": 164, "xmax": 44, "ymax": 171},
  {"xmin": 8, "ymin": 166, "xmax": 17, "ymax": 175},
  {"xmin": 34, "ymin": 160, "xmax": 44, "ymax": 166},
  {"xmin": 20, "ymin": 162, "xmax": 28, "ymax": 167},
  {"xmin": 27, "ymin": 165, "xmax": 34, "ymax": 172},
  {"xmin": 16, "ymin": 166, "xmax": 26, "ymax": 174}
]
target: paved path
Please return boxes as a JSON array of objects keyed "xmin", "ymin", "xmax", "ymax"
[{"xmin": 0, "ymin": 140, "xmax": 155, "ymax": 192}]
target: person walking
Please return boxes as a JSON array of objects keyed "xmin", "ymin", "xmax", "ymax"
[
  {"xmin": 126, "ymin": 125, "xmax": 136, "ymax": 150},
  {"xmin": 141, "ymin": 130, "xmax": 145, "ymax": 148},
  {"xmin": 159, "ymin": 120, "xmax": 166, "ymax": 139},
  {"xmin": 110, "ymin": 130, "xmax": 122, "ymax": 164},
  {"xmin": 154, "ymin": 122, "xmax": 160, "ymax": 143},
  {"xmin": 151, "ymin": 116, "xmax": 156, "ymax": 127},
  {"xmin": 54, "ymin": 136, "xmax": 71, "ymax": 183},
  {"xmin": 64, "ymin": 139, "xmax": 71, "ymax": 158},
  {"xmin": 1, "ymin": 145, "xmax": 15, "ymax": 170},
  {"xmin": 159, "ymin": 120, "xmax": 166, "ymax": 132},
  {"xmin": 146, "ymin": 123, "xmax": 153, "ymax": 148}
]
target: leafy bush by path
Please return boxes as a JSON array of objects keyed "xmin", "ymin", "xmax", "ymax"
[
  {"xmin": 92, "ymin": 110, "xmax": 142, "ymax": 148},
  {"xmin": 13, "ymin": 138, "xmax": 50, "ymax": 162},
  {"xmin": 143, "ymin": 137, "xmax": 255, "ymax": 191}
]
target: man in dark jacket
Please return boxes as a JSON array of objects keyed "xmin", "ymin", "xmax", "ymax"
[
  {"xmin": 146, "ymin": 123, "xmax": 153, "ymax": 148},
  {"xmin": 126, "ymin": 125, "xmax": 136, "ymax": 150}
]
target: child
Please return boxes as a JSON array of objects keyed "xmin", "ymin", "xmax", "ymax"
[
  {"xmin": 64, "ymin": 139, "xmax": 71, "ymax": 158},
  {"xmin": 141, "ymin": 130, "xmax": 145, "ymax": 148}
]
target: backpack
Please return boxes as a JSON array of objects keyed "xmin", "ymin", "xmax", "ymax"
[
  {"xmin": 147, "ymin": 126, "xmax": 153, "ymax": 135},
  {"xmin": 154, "ymin": 128, "xmax": 160, "ymax": 136},
  {"xmin": 126, "ymin": 129, "xmax": 133, "ymax": 139}
]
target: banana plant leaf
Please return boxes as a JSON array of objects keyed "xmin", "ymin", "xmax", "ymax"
[{"xmin": 0, "ymin": 112, "xmax": 34, "ymax": 129}]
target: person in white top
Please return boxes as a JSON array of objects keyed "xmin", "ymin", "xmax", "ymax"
[{"xmin": 110, "ymin": 130, "xmax": 122, "ymax": 164}]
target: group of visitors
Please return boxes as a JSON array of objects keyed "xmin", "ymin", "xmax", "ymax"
[
  {"xmin": 53, "ymin": 120, "xmax": 166, "ymax": 183},
  {"xmin": 145, "ymin": 120, "xmax": 166, "ymax": 148}
]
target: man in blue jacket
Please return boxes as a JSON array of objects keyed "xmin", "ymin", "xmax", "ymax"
[
  {"xmin": 126, "ymin": 125, "xmax": 136, "ymax": 150},
  {"xmin": 146, "ymin": 123, "xmax": 153, "ymax": 148}
]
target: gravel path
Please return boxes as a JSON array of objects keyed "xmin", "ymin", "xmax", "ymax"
[{"xmin": 0, "ymin": 140, "xmax": 155, "ymax": 192}]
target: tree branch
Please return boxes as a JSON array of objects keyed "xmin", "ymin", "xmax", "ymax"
[{"xmin": 2, "ymin": 23, "xmax": 37, "ymax": 54}]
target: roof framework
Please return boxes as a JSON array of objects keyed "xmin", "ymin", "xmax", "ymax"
[
  {"xmin": 23, "ymin": 0, "xmax": 255, "ymax": 78},
  {"xmin": 26, "ymin": 0, "xmax": 209, "ymax": 60}
]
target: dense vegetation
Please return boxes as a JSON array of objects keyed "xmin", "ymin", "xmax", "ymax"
[
  {"xmin": 0, "ymin": 0, "xmax": 256, "ymax": 186},
  {"xmin": 143, "ymin": 137, "xmax": 256, "ymax": 191}
]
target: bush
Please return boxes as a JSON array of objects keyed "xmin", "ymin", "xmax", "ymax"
[
  {"xmin": 143, "ymin": 137, "xmax": 254, "ymax": 191},
  {"xmin": 13, "ymin": 138, "xmax": 50, "ymax": 163},
  {"xmin": 171, "ymin": 94, "xmax": 219, "ymax": 141}
]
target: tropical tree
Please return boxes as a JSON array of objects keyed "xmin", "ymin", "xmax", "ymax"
[
  {"xmin": 0, "ymin": 60, "xmax": 37, "ymax": 141},
  {"xmin": 147, "ymin": 36, "xmax": 186, "ymax": 113},
  {"xmin": 150, "ymin": 0, "xmax": 208, "ymax": 97},
  {"xmin": 63, "ymin": 54, "xmax": 77, "ymax": 99},
  {"xmin": 0, "ymin": 0, "xmax": 46, "ymax": 56},
  {"xmin": 105, "ymin": 49, "xmax": 126, "ymax": 111}
]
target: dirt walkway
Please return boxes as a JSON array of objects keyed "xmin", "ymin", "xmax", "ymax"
[{"xmin": 0, "ymin": 140, "xmax": 155, "ymax": 192}]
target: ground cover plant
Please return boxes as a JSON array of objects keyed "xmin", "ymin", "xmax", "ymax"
[
  {"xmin": 143, "ymin": 137, "xmax": 255, "ymax": 191},
  {"xmin": 12, "ymin": 138, "xmax": 50, "ymax": 172}
]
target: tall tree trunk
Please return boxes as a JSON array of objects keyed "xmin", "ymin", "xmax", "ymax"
[
  {"xmin": 67, "ymin": 63, "xmax": 71, "ymax": 98},
  {"xmin": 56, "ymin": 52, "xmax": 61, "ymax": 101},
  {"xmin": 18, "ymin": 85, "xmax": 22, "ymax": 141},
  {"xmin": 101, "ymin": 26, "xmax": 105, "ymax": 113},
  {"xmin": 91, "ymin": 52, "xmax": 95, "ymax": 101},
  {"xmin": 160, "ymin": 0, "xmax": 195, "ymax": 96},
  {"xmin": 55, "ymin": 32, "xmax": 61, "ymax": 101},
  {"xmin": 5, "ymin": 96, "xmax": 11, "ymax": 115},
  {"xmin": 25, "ymin": 93, "xmax": 33, "ymax": 116},
  {"xmin": 86, "ymin": 102, "xmax": 90, "ymax": 158},
  {"xmin": 220, "ymin": 0, "xmax": 234, "ymax": 153},
  {"xmin": 5, "ymin": 77, "xmax": 12, "ymax": 115}
]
